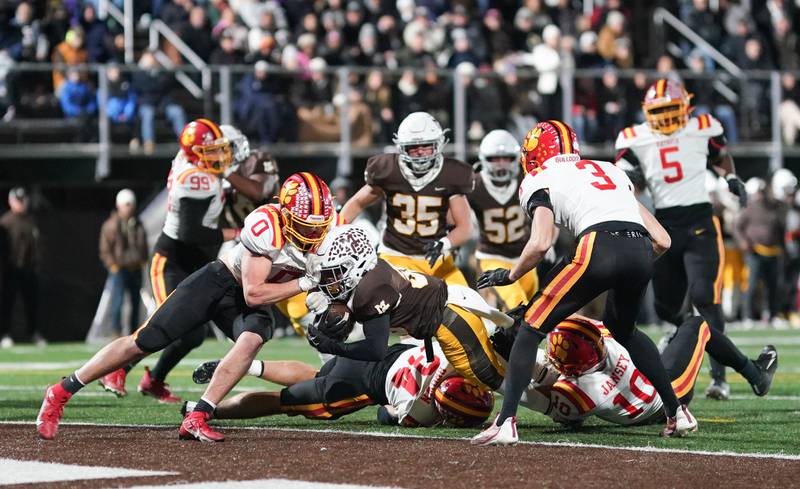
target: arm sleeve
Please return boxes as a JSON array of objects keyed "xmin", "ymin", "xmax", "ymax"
[
  {"xmin": 707, "ymin": 134, "xmax": 728, "ymax": 159},
  {"xmin": 176, "ymin": 197, "xmax": 224, "ymax": 246},
  {"xmin": 319, "ymin": 315, "xmax": 390, "ymax": 361},
  {"xmin": 525, "ymin": 189, "xmax": 553, "ymax": 219}
]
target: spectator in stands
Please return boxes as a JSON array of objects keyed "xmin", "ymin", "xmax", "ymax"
[
  {"xmin": 363, "ymin": 69, "xmax": 394, "ymax": 143},
  {"xmin": 104, "ymin": 64, "xmax": 138, "ymax": 148},
  {"xmin": 350, "ymin": 24, "xmax": 383, "ymax": 66},
  {"xmin": 772, "ymin": 17, "xmax": 798, "ymax": 70},
  {"xmin": 248, "ymin": 8, "xmax": 278, "ymax": 53},
  {"xmin": 321, "ymin": 31, "xmax": 345, "ymax": 66},
  {"xmin": 375, "ymin": 13, "xmax": 402, "ymax": 55},
  {"xmin": 59, "ymin": 68, "xmax": 96, "ymax": 142},
  {"xmin": 2, "ymin": 2, "xmax": 48, "ymax": 62},
  {"xmin": 210, "ymin": 29, "xmax": 243, "ymax": 65},
  {"xmin": 527, "ymin": 24, "xmax": 562, "ymax": 120},
  {"xmin": 595, "ymin": 68, "xmax": 625, "ymax": 142},
  {"xmin": 740, "ymin": 37, "xmax": 774, "ymax": 139},
  {"xmin": 397, "ymin": 26, "xmax": 434, "ymax": 68},
  {"xmin": 342, "ymin": 2, "xmax": 364, "ymax": 48},
  {"xmin": 722, "ymin": 17, "xmax": 750, "ymax": 63},
  {"xmin": 131, "ymin": 51, "xmax": 186, "ymax": 154},
  {"xmin": 684, "ymin": 0, "xmax": 723, "ymax": 58},
  {"xmin": 779, "ymin": 74, "xmax": 800, "ymax": 145},
  {"xmin": 511, "ymin": 7, "xmax": 535, "ymax": 52},
  {"xmin": 51, "ymin": 28, "xmax": 87, "ymax": 94},
  {"xmin": 482, "ymin": 9, "xmax": 512, "ymax": 63},
  {"xmin": 624, "ymin": 71, "xmax": 648, "ymax": 126},
  {"xmin": 447, "ymin": 28, "xmax": 480, "ymax": 68},
  {"xmin": 0, "ymin": 187, "xmax": 43, "ymax": 348},
  {"xmin": 597, "ymin": 10, "xmax": 627, "ymax": 63},
  {"xmin": 655, "ymin": 54, "xmax": 680, "ymax": 83},
  {"xmin": 244, "ymin": 32, "xmax": 278, "ymax": 65},
  {"xmin": 445, "ymin": 4, "xmax": 487, "ymax": 63},
  {"xmin": 686, "ymin": 50, "xmax": 739, "ymax": 143},
  {"xmin": 160, "ymin": 0, "xmax": 192, "ymax": 31},
  {"xmin": 553, "ymin": 0, "xmax": 580, "ymax": 38},
  {"xmin": 736, "ymin": 179, "xmax": 787, "ymax": 327},
  {"xmin": 99, "ymin": 189, "xmax": 148, "ymax": 339},
  {"xmin": 235, "ymin": 60, "xmax": 282, "ymax": 144},
  {"xmin": 419, "ymin": 64, "xmax": 452, "ymax": 128},
  {"xmin": 80, "ymin": 4, "xmax": 108, "ymax": 63},
  {"xmin": 180, "ymin": 6, "xmax": 213, "ymax": 61}
]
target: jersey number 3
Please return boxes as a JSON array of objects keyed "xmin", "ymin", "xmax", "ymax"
[
  {"xmin": 659, "ymin": 146, "xmax": 683, "ymax": 183},
  {"xmin": 576, "ymin": 161, "xmax": 617, "ymax": 191}
]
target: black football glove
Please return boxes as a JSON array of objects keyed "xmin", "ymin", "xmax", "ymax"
[
  {"xmin": 318, "ymin": 309, "xmax": 352, "ymax": 341},
  {"xmin": 727, "ymin": 175, "xmax": 747, "ymax": 208},
  {"xmin": 476, "ymin": 268, "xmax": 513, "ymax": 289},
  {"xmin": 423, "ymin": 239, "xmax": 445, "ymax": 267},
  {"xmin": 306, "ymin": 321, "xmax": 337, "ymax": 353}
]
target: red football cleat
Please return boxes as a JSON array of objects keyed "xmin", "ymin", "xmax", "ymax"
[
  {"xmin": 36, "ymin": 384, "xmax": 72, "ymax": 440},
  {"xmin": 138, "ymin": 367, "xmax": 180, "ymax": 403},
  {"xmin": 179, "ymin": 411, "xmax": 225, "ymax": 442},
  {"xmin": 98, "ymin": 368, "xmax": 127, "ymax": 397}
]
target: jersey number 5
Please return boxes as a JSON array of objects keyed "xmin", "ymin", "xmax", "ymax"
[
  {"xmin": 659, "ymin": 146, "xmax": 683, "ymax": 183},
  {"xmin": 576, "ymin": 161, "xmax": 617, "ymax": 191}
]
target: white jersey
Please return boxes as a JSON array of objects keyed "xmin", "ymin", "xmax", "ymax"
[
  {"xmin": 523, "ymin": 324, "xmax": 663, "ymax": 426},
  {"xmin": 615, "ymin": 115, "xmax": 724, "ymax": 210},
  {"xmin": 385, "ymin": 343, "xmax": 455, "ymax": 427},
  {"xmin": 518, "ymin": 155, "xmax": 643, "ymax": 236},
  {"xmin": 221, "ymin": 204, "xmax": 307, "ymax": 284},
  {"xmin": 162, "ymin": 153, "xmax": 225, "ymax": 240}
]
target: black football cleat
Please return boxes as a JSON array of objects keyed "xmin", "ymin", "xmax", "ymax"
[
  {"xmin": 751, "ymin": 345, "xmax": 778, "ymax": 396},
  {"xmin": 192, "ymin": 360, "xmax": 220, "ymax": 384}
]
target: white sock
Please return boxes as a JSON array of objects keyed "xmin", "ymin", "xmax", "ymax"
[{"xmin": 247, "ymin": 360, "xmax": 264, "ymax": 377}]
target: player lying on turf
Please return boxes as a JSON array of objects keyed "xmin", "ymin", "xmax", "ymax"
[
  {"xmin": 491, "ymin": 315, "xmax": 777, "ymax": 427},
  {"xmin": 301, "ymin": 224, "xmax": 514, "ymax": 393},
  {"xmin": 188, "ymin": 340, "xmax": 497, "ymax": 428},
  {"xmin": 36, "ymin": 173, "xmax": 335, "ymax": 442}
]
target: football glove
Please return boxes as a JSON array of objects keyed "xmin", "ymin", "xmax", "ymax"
[
  {"xmin": 318, "ymin": 309, "xmax": 352, "ymax": 341},
  {"xmin": 306, "ymin": 321, "xmax": 336, "ymax": 353},
  {"xmin": 726, "ymin": 174, "xmax": 748, "ymax": 208},
  {"xmin": 476, "ymin": 268, "xmax": 513, "ymax": 289},
  {"xmin": 223, "ymin": 163, "xmax": 240, "ymax": 179},
  {"xmin": 305, "ymin": 291, "xmax": 330, "ymax": 315},
  {"xmin": 423, "ymin": 238, "xmax": 452, "ymax": 267}
]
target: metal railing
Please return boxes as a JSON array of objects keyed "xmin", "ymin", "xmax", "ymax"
[
  {"xmin": 0, "ymin": 63, "xmax": 797, "ymax": 180},
  {"xmin": 148, "ymin": 20, "xmax": 210, "ymax": 106},
  {"xmin": 98, "ymin": 0, "xmax": 133, "ymax": 64}
]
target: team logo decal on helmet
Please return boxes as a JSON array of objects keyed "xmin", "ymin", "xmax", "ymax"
[
  {"xmin": 279, "ymin": 172, "xmax": 335, "ymax": 252},
  {"xmin": 642, "ymin": 79, "xmax": 693, "ymax": 135},
  {"xmin": 314, "ymin": 224, "xmax": 377, "ymax": 301},
  {"xmin": 519, "ymin": 120, "xmax": 580, "ymax": 175},
  {"xmin": 178, "ymin": 118, "xmax": 233, "ymax": 174},
  {"xmin": 546, "ymin": 318, "xmax": 607, "ymax": 377}
]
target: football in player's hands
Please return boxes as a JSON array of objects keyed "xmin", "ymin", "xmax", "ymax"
[{"xmin": 320, "ymin": 302, "xmax": 354, "ymax": 341}]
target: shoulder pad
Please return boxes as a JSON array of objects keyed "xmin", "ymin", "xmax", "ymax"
[
  {"xmin": 688, "ymin": 114, "xmax": 724, "ymax": 137},
  {"xmin": 443, "ymin": 158, "xmax": 477, "ymax": 194},
  {"xmin": 240, "ymin": 205, "xmax": 284, "ymax": 256},
  {"xmin": 614, "ymin": 124, "xmax": 647, "ymax": 150},
  {"xmin": 365, "ymin": 154, "xmax": 397, "ymax": 188},
  {"xmin": 518, "ymin": 171, "xmax": 548, "ymax": 209},
  {"xmin": 551, "ymin": 379, "xmax": 596, "ymax": 415}
]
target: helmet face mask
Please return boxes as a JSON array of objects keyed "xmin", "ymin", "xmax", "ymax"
[
  {"xmin": 545, "ymin": 319, "xmax": 607, "ymax": 377},
  {"xmin": 315, "ymin": 225, "xmax": 377, "ymax": 301},
  {"xmin": 220, "ymin": 124, "xmax": 250, "ymax": 163},
  {"xmin": 642, "ymin": 79, "xmax": 693, "ymax": 135},
  {"xmin": 393, "ymin": 112, "xmax": 448, "ymax": 186},
  {"xmin": 180, "ymin": 119, "xmax": 233, "ymax": 174},
  {"xmin": 479, "ymin": 129, "xmax": 520, "ymax": 185},
  {"xmin": 279, "ymin": 173, "xmax": 335, "ymax": 252}
]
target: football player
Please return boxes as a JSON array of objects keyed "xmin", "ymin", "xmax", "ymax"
[
  {"xmin": 468, "ymin": 129, "xmax": 538, "ymax": 310},
  {"xmin": 507, "ymin": 315, "xmax": 777, "ymax": 427},
  {"xmin": 303, "ymin": 225, "xmax": 512, "ymax": 393},
  {"xmin": 614, "ymin": 79, "xmax": 758, "ymax": 401},
  {"xmin": 340, "ymin": 112, "xmax": 475, "ymax": 286},
  {"xmin": 188, "ymin": 341, "xmax": 491, "ymax": 429},
  {"xmin": 473, "ymin": 120, "xmax": 691, "ymax": 445},
  {"xmin": 36, "ymin": 173, "xmax": 335, "ymax": 442},
  {"xmin": 99, "ymin": 119, "xmax": 240, "ymax": 402}
]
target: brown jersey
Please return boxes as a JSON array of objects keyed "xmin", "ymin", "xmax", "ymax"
[
  {"xmin": 223, "ymin": 149, "xmax": 280, "ymax": 228},
  {"xmin": 350, "ymin": 258, "xmax": 449, "ymax": 339},
  {"xmin": 365, "ymin": 154, "xmax": 475, "ymax": 256},
  {"xmin": 468, "ymin": 174, "xmax": 530, "ymax": 258}
]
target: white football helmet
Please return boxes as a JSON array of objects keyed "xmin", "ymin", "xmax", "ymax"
[
  {"xmin": 745, "ymin": 177, "xmax": 767, "ymax": 196},
  {"xmin": 220, "ymin": 124, "xmax": 251, "ymax": 163},
  {"xmin": 479, "ymin": 129, "xmax": 520, "ymax": 184},
  {"xmin": 314, "ymin": 225, "xmax": 378, "ymax": 301},
  {"xmin": 393, "ymin": 112, "xmax": 448, "ymax": 184},
  {"xmin": 771, "ymin": 168, "xmax": 797, "ymax": 200}
]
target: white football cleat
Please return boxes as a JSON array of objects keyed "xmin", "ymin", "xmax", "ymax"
[
  {"xmin": 661, "ymin": 404, "xmax": 698, "ymax": 437},
  {"xmin": 470, "ymin": 415, "xmax": 518, "ymax": 446},
  {"xmin": 705, "ymin": 380, "xmax": 730, "ymax": 401}
]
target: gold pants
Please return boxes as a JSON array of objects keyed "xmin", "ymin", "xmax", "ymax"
[
  {"xmin": 276, "ymin": 293, "xmax": 309, "ymax": 337},
  {"xmin": 379, "ymin": 253, "xmax": 468, "ymax": 286},
  {"xmin": 478, "ymin": 258, "xmax": 538, "ymax": 310},
  {"xmin": 435, "ymin": 304, "xmax": 505, "ymax": 391}
]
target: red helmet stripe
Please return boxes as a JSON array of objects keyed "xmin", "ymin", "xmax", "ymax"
[
  {"xmin": 195, "ymin": 118, "xmax": 222, "ymax": 139},
  {"xmin": 300, "ymin": 172, "xmax": 323, "ymax": 215},
  {"xmin": 550, "ymin": 120, "xmax": 574, "ymax": 154}
]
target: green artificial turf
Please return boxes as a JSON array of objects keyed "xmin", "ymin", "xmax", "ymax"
[{"xmin": 1, "ymin": 328, "xmax": 798, "ymax": 455}]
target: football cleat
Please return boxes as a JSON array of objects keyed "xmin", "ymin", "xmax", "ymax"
[
  {"xmin": 705, "ymin": 380, "xmax": 730, "ymax": 401},
  {"xmin": 179, "ymin": 411, "xmax": 224, "ymax": 442},
  {"xmin": 751, "ymin": 345, "xmax": 778, "ymax": 396},
  {"xmin": 661, "ymin": 404, "xmax": 697, "ymax": 437},
  {"xmin": 470, "ymin": 415, "xmax": 518, "ymax": 446},
  {"xmin": 98, "ymin": 368, "xmax": 127, "ymax": 397},
  {"xmin": 36, "ymin": 384, "xmax": 72, "ymax": 440},
  {"xmin": 192, "ymin": 360, "xmax": 219, "ymax": 384},
  {"xmin": 138, "ymin": 367, "xmax": 181, "ymax": 403}
]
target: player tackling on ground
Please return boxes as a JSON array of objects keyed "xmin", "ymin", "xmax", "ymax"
[
  {"xmin": 473, "ymin": 120, "xmax": 693, "ymax": 445},
  {"xmin": 615, "ymin": 79, "xmax": 774, "ymax": 400}
]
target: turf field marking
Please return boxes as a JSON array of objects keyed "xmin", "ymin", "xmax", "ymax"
[
  {"xmin": 0, "ymin": 458, "xmax": 175, "ymax": 485},
  {"xmin": 125, "ymin": 479, "xmax": 402, "ymax": 489},
  {"xmin": 696, "ymin": 417, "xmax": 737, "ymax": 423},
  {"xmin": 3, "ymin": 421, "xmax": 799, "ymax": 461}
]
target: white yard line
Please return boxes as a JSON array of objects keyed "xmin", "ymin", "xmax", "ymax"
[
  {"xmin": 125, "ymin": 479, "xmax": 402, "ymax": 489},
  {"xmin": 0, "ymin": 458, "xmax": 175, "ymax": 485},
  {"xmin": 1, "ymin": 421, "xmax": 799, "ymax": 462}
]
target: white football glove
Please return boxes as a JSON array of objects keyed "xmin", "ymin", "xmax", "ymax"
[
  {"xmin": 223, "ymin": 163, "xmax": 240, "ymax": 179},
  {"xmin": 305, "ymin": 291, "xmax": 330, "ymax": 315}
]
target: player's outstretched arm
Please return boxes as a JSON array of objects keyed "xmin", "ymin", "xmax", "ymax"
[
  {"xmin": 340, "ymin": 184, "xmax": 384, "ymax": 223},
  {"xmin": 224, "ymin": 172, "xmax": 269, "ymax": 203},
  {"xmin": 639, "ymin": 203, "xmax": 671, "ymax": 256},
  {"xmin": 241, "ymin": 251, "xmax": 304, "ymax": 307}
]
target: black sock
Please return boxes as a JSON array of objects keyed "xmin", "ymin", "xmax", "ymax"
[
  {"xmin": 497, "ymin": 326, "xmax": 543, "ymax": 425},
  {"xmin": 151, "ymin": 333, "xmax": 204, "ymax": 381},
  {"xmin": 123, "ymin": 360, "xmax": 139, "ymax": 374},
  {"xmin": 61, "ymin": 372, "xmax": 86, "ymax": 394},
  {"xmin": 194, "ymin": 398, "xmax": 215, "ymax": 415},
  {"xmin": 696, "ymin": 304, "xmax": 730, "ymax": 382},
  {"xmin": 704, "ymin": 325, "xmax": 749, "ymax": 372},
  {"xmin": 618, "ymin": 329, "xmax": 679, "ymax": 418},
  {"xmin": 737, "ymin": 359, "xmax": 761, "ymax": 385}
]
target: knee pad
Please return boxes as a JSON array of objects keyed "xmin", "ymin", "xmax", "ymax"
[{"xmin": 233, "ymin": 310, "xmax": 274, "ymax": 343}]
